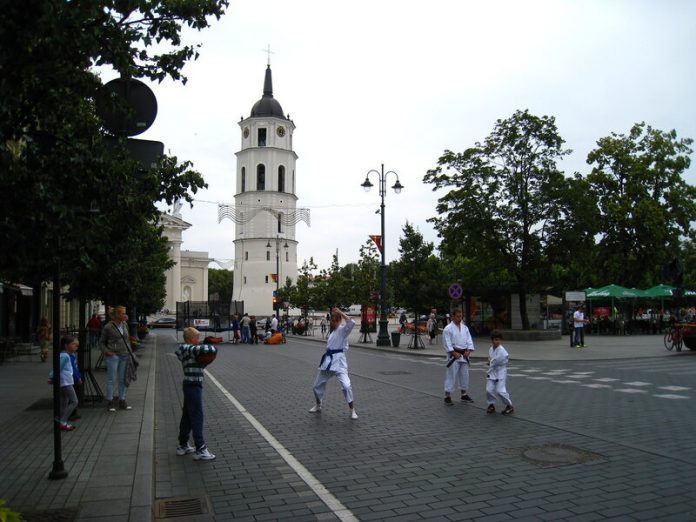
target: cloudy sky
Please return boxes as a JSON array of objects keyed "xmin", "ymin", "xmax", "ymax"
[{"xmin": 137, "ymin": 0, "xmax": 696, "ymax": 271}]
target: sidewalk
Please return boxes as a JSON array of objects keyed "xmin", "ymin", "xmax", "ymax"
[
  {"xmin": 0, "ymin": 326, "xmax": 686, "ymax": 521},
  {"xmin": 0, "ymin": 335, "xmax": 157, "ymax": 521},
  {"xmin": 288, "ymin": 319, "xmax": 679, "ymax": 361}
]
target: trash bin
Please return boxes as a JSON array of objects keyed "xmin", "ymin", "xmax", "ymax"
[{"xmin": 391, "ymin": 331, "xmax": 401, "ymax": 347}]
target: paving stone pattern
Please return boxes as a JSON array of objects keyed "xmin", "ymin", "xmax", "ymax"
[{"xmin": 156, "ymin": 336, "xmax": 696, "ymax": 521}]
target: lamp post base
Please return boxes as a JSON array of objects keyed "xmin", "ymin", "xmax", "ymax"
[{"xmin": 376, "ymin": 318, "xmax": 391, "ymax": 346}]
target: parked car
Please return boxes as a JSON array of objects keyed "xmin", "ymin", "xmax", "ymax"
[{"xmin": 148, "ymin": 317, "xmax": 177, "ymax": 329}]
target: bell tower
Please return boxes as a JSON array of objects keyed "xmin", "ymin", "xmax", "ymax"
[{"xmin": 220, "ymin": 64, "xmax": 309, "ymax": 315}]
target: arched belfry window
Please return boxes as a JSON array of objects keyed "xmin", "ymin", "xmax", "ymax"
[
  {"xmin": 278, "ymin": 166, "xmax": 285, "ymax": 192},
  {"xmin": 257, "ymin": 164, "xmax": 265, "ymax": 191},
  {"xmin": 241, "ymin": 167, "xmax": 246, "ymax": 193},
  {"xmin": 258, "ymin": 128, "xmax": 267, "ymax": 147}
]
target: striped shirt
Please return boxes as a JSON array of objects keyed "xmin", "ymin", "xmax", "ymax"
[{"xmin": 175, "ymin": 344, "xmax": 212, "ymax": 385}]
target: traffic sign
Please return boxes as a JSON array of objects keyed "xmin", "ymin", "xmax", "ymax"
[{"xmin": 449, "ymin": 283, "xmax": 463, "ymax": 300}]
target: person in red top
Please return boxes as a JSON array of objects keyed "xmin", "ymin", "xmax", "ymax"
[{"xmin": 86, "ymin": 314, "xmax": 102, "ymax": 349}]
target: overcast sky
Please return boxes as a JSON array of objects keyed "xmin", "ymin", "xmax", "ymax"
[{"xmin": 136, "ymin": 0, "xmax": 696, "ymax": 271}]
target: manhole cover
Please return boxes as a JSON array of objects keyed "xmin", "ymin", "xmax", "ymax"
[
  {"xmin": 155, "ymin": 496, "xmax": 210, "ymax": 519},
  {"xmin": 509, "ymin": 444, "xmax": 602, "ymax": 468},
  {"xmin": 377, "ymin": 371, "xmax": 411, "ymax": 375}
]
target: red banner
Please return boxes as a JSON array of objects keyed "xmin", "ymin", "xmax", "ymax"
[
  {"xmin": 270, "ymin": 273, "xmax": 278, "ymax": 283},
  {"xmin": 369, "ymin": 235, "xmax": 382, "ymax": 254}
]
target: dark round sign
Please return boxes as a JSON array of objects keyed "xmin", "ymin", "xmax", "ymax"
[{"xmin": 96, "ymin": 78, "xmax": 158, "ymax": 137}]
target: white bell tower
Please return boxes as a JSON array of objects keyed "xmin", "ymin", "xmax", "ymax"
[{"xmin": 221, "ymin": 64, "xmax": 309, "ymax": 315}]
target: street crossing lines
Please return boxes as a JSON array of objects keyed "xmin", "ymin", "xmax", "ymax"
[
  {"xmin": 654, "ymin": 394, "xmax": 690, "ymax": 399},
  {"xmin": 658, "ymin": 386, "xmax": 690, "ymax": 391}
]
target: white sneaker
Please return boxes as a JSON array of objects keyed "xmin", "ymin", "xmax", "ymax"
[
  {"xmin": 309, "ymin": 404, "xmax": 321, "ymax": 413},
  {"xmin": 176, "ymin": 443, "xmax": 195, "ymax": 456},
  {"xmin": 350, "ymin": 409, "xmax": 358, "ymax": 419},
  {"xmin": 193, "ymin": 446, "xmax": 216, "ymax": 461}
]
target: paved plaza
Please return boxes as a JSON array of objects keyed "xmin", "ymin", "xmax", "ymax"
[{"xmin": 0, "ymin": 325, "xmax": 695, "ymax": 521}]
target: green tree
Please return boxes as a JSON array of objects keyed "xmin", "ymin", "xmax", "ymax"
[
  {"xmin": 208, "ymin": 268, "xmax": 234, "ymax": 304},
  {"xmin": 390, "ymin": 223, "xmax": 445, "ymax": 323},
  {"xmin": 352, "ymin": 241, "xmax": 381, "ymax": 308},
  {"xmin": 423, "ymin": 109, "xmax": 572, "ymax": 329},
  {"xmin": 585, "ymin": 122, "xmax": 696, "ymax": 287},
  {"xmin": 0, "ymin": 0, "xmax": 225, "ymax": 309}
]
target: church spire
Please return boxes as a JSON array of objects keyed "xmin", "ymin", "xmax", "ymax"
[{"xmin": 263, "ymin": 64, "xmax": 273, "ymax": 98}]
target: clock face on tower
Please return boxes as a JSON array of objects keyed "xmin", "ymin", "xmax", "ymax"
[
  {"xmin": 276, "ymin": 126, "xmax": 286, "ymax": 137},
  {"xmin": 243, "ymin": 127, "xmax": 250, "ymax": 138}
]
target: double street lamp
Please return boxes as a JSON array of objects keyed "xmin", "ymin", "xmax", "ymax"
[
  {"xmin": 267, "ymin": 235, "xmax": 288, "ymax": 312},
  {"xmin": 361, "ymin": 164, "xmax": 403, "ymax": 346}
]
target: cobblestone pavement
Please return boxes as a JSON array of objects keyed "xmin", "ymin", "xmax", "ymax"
[{"xmin": 156, "ymin": 332, "xmax": 696, "ymax": 521}]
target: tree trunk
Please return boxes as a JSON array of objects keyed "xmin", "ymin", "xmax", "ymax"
[{"xmin": 518, "ymin": 290, "xmax": 530, "ymax": 330}]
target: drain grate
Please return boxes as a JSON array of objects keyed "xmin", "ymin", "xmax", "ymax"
[
  {"xmin": 378, "ymin": 371, "xmax": 411, "ymax": 375},
  {"xmin": 508, "ymin": 443, "xmax": 603, "ymax": 468},
  {"xmin": 155, "ymin": 496, "xmax": 210, "ymax": 519}
]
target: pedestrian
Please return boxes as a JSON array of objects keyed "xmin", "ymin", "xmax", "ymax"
[
  {"xmin": 441, "ymin": 308, "xmax": 475, "ymax": 405},
  {"xmin": 486, "ymin": 330, "xmax": 514, "ymax": 415},
  {"xmin": 48, "ymin": 335, "xmax": 81, "ymax": 431},
  {"xmin": 271, "ymin": 313, "xmax": 279, "ymax": 332},
  {"xmin": 399, "ymin": 312, "xmax": 407, "ymax": 333},
  {"xmin": 320, "ymin": 317, "xmax": 327, "ymax": 337},
  {"xmin": 86, "ymin": 314, "xmax": 102, "ymax": 349},
  {"xmin": 175, "ymin": 327, "xmax": 217, "ymax": 461},
  {"xmin": 37, "ymin": 316, "xmax": 52, "ymax": 363},
  {"xmin": 68, "ymin": 338, "xmax": 83, "ymax": 421},
  {"xmin": 240, "ymin": 313, "xmax": 251, "ymax": 343},
  {"xmin": 231, "ymin": 315, "xmax": 240, "ymax": 344},
  {"xmin": 427, "ymin": 313, "xmax": 437, "ymax": 345},
  {"xmin": 250, "ymin": 315, "xmax": 258, "ymax": 344},
  {"xmin": 100, "ymin": 305, "xmax": 133, "ymax": 412},
  {"xmin": 309, "ymin": 307, "xmax": 358, "ymax": 419},
  {"xmin": 573, "ymin": 305, "xmax": 588, "ymax": 348}
]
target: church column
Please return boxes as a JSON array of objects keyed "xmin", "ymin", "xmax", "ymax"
[{"xmin": 170, "ymin": 239, "xmax": 182, "ymax": 311}]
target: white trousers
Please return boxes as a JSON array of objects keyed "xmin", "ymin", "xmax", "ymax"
[
  {"xmin": 486, "ymin": 378, "xmax": 512, "ymax": 407},
  {"xmin": 444, "ymin": 360, "xmax": 469, "ymax": 394},
  {"xmin": 313, "ymin": 369, "xmax": 354, "ymax": 404}
]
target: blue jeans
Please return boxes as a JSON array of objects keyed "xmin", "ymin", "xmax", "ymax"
[
  {"xmin": 179, "ymin": 383, "xmax": 205, "ymax": 450},
  {"xmin": 105, "ymin": 354, "xmax": 128, "ymax": 400},
  {"xmin": 241, "ymin": 325, "xmax": 250, "ymax": 343},
  {"xmin": 574, "ymin": 327, "xmax": 585, "ymax": 346}
]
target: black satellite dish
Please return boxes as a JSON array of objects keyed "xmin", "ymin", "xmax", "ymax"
[{"xmin": 96, "ymin": 78, "xmax": 158, "ymax": 137}]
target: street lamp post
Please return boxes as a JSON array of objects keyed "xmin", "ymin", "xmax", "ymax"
[
  {"xmin": 267, "ymin": 236, "xmax": 289, "ymax": 313},
  {"xmin": 361, "ymin": 164, "xmax": 403, "ymax": 347}
]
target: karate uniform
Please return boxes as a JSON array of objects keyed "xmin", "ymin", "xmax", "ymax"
[
  {"xmin": 486, "ymin": 344, "xmax": 512, "ymax": 407},
  {"xmin": 442, "ymin": 320, "xmax": 475, "ymax": 394},
  {"xmin": 312, "ymin": 318, "xmax": 355, "ymax": 404}
]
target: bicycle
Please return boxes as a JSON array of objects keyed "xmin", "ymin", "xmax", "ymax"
[{"xmin": 663, "ymin": 324, "xmax": 683, "ymax": 352}]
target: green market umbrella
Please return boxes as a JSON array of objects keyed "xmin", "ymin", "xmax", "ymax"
[
  {"xmin": 585, "ymin": 284, "xmax": 643, "ymax": 299},
  {"xmin": 643, "ymin": 284, "xmax": 675, "ymax": 298}
]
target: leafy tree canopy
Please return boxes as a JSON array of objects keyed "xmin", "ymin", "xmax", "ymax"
[
  {"xmin": 585, "ymin": 122, "xmax": 696, "ymax": 287},
  {"xmin": 423, "ymin": 109, "xmax": 572, "ymax": 329}
]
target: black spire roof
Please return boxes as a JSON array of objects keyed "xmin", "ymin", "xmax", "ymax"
[{"xmin": 250, "ymin": 65, "xmax": 285, "ymax": 119}]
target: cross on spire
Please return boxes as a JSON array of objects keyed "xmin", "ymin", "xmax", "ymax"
[{"xmin": 263, "ymin": 44, "xmax": 274, "ymax": 66}]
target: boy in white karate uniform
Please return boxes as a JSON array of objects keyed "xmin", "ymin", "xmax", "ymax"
[
  {"xmin": 309, "ymin": 307, "xmax": 358, "ymax": 419},
  {"xmin": 486, "ymin": 330, "xmax": 514, "ymax": 415}
]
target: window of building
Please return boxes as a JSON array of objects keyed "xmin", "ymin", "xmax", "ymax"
[
  {"xmin": 257, "ymin": 164, "xmax": 265, "ymax": 190},
  {"xmin": 286, "ymin": 251, "xmax": 289, "ymax": 262},
  {"xmin": 258, "ymin": 128, "xmax": 267, "ymax": 147},
  {"xmin": 243, "ymin": 276, "xmax": 247, "ymax": 284},
  {"xmin": 277, "ymin": 213, "xmax": 282, "ymax": 233},
  {"xmin": 245, "ymin": 251, "xmax": 248, "ymax": 261},
  {"xmin": 265, "ymin": 275, "xmax": 269, "ymax": 283},
  {"xmin": 241, "ymin": 167, "xmax": 246, "ymax": 193},
  {"xmin": 278, "ymin": 165, "xmax": 285, "ymax": 192},
  {"xmin": 266, "ymin": 251, "xmax": 270, "ymax": 261}
]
